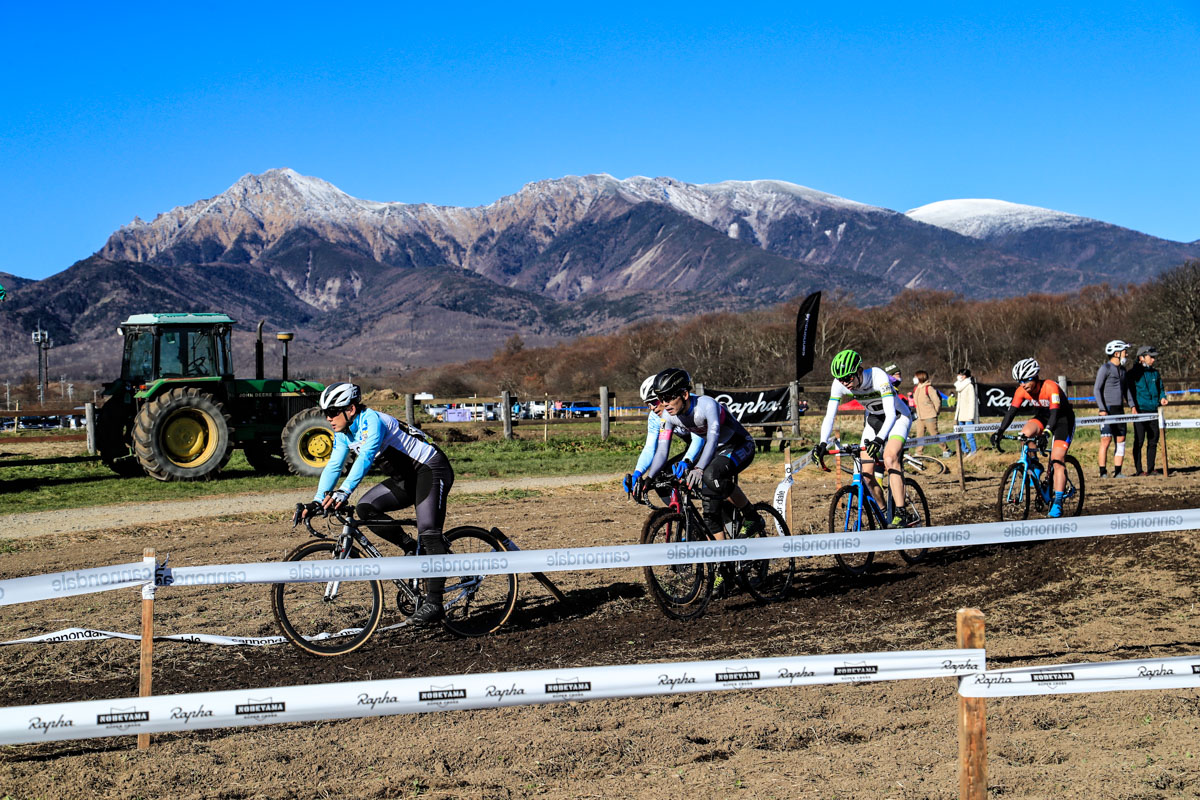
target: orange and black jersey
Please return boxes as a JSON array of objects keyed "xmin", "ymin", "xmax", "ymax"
[
  {"xmin": 997, "ymin": 378, "xmax": 1074, "ymax": 440},
  {"xmin": 1010, "ymin": 379, "xmax": 1074, "ymax": 422}
]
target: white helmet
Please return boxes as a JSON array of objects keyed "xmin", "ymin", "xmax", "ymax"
[
  {"xmin": 1011, "ymin": 358, "xmax": 1040, "ymax": 382},
  {"xmin": 319, "ymin": 382, "xmax": 360, "ymax": 411},
  {"xmin": 1105, "ymin": 339, "xmax": 1132, "ymax": 356},
  {"xmin": 639, "ymin": 375, "xmax": 657, "ymax": 403}
]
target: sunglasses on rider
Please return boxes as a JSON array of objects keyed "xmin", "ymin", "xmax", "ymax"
[{"xmin": 322, "ymin": 407, "xmax": 347, "ymax": 418}]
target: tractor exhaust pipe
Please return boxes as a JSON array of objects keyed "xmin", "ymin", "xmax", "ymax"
[
  {"xmin": 277, "ymin": 332, "xmax": 294, "ymax": 381},
  {"xmin": 255, "ymin": 320, "xmax": 265, "ymax": 380}
]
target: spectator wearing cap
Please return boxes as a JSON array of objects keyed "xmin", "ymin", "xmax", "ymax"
[
  {"xmin": 1094, "ymin": 339, "xmax": 1136, "ymax": 478},
  {"xmin": 912, "ymin": 370, "xmax": 954, "ymax": 458},
  {"xmin": 953, "ymin": 368, "xmax": 980, "ymax": 458},
  {"xmin": 1127, "ymin": 345, "xmax": 1168, "ymax": 476},
  {"xmin": 883, "ymin": 362, "xmax": 914, "ymax": 409}
]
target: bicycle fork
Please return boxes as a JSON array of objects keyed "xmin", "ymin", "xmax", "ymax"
[{"xmin": 323, "ymin": 529, "xmax": 357, "ymax": 602}]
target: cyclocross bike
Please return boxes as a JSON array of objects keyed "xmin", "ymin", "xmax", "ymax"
[
  {"xmin": 631, "ymin": 473, "xmax": 794, "ymax": 621},
  {"xmin": 995, "ymin": 433, "xmax": 1085, "ymax": 521},
  {"xmin": 271, "ymin": 506, "xmax": 519, "ymax": 656},
  {"xmin": 817, "ymin": 442, "xmax": 932, "ymax": 576}
]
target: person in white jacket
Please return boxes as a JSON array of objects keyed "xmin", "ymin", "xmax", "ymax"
[{"xmin": 954, "ymin": 368, "xmax": 980, "ymax": 458}]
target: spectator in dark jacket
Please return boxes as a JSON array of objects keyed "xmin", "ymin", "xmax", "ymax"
[{"xmin": 1127, "ymin": 345, "xmax": 1168, "ymax": 475}]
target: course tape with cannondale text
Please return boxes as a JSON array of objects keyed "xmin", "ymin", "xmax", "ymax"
[
  {"xmin": 0, "ymin": 648, "xmax": 983, "ymax": 745},
  {"xmin": 2, "ymin": 510, "xmax": 1199, "ymax": 610}
]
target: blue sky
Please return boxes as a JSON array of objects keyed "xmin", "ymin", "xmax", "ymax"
[{"xmin": 1, "ymin": 1, "xmax": 1197, "ymax": 280}]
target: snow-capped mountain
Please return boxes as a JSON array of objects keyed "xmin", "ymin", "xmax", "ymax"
[
  {"xmin": 906, "ymin": 198, "xmax": 1197, "ymax": 282},
  {"xmin": 5, "ymin": 168, "xmax": 1196, "ymax": 376},
  {"xmin": 906, "ymin": 199, "xmax": 1095, "ymax": 239}
]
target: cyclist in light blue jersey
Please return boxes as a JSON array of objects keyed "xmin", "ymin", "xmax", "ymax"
[
  {"xmin": 815, "ymin": 349, "xmax": 917, "ymax": 526},
  {"xmin": 623, "ymin": 375, "xmax": 705, "ymax": 501},
  {"xmin": 302, "ymin": 382, "xmax": 453, "ymax": 626},
  {"xmin": 643, "ymin": 368, "xmax": 759, "ymax": 540}
]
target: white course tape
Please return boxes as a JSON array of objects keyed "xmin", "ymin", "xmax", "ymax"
[
  {"xmin": 1074, "ymin": 412, "xmax": 1159, "ymax": 427},
  {"xmin": 4, "ymin": 510, "xmax": 1199, "ymax": 608},
  {"xmin": 907, "ymin": 432, "xmax": 964, "ymax": 447},
  {"xmin": 1162, "ymin": 418, "xmax": 1200, "ymax": 429},
  {"xmin": 0, "ymin": 627, "xmax": 288, "ymax": 647},
  {"xmin": 0, "ymin": 648, "xmax": 983, "ymax": 744},
  {"xmin": 959, "ymin": 654, "xmax": 1200, "ymax": 698},
  {"xmin": 0, "ymin": 561, "xmax": 150, "ymax": 607}
]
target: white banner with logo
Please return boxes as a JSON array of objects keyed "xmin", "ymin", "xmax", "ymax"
[
  {"xmin": 955, "ymin": 412, "xmax": 1161, "ymax": 437},
  {"xmin": 959, "ymin": 654, "xmax": 1200, "ymax": 698},
  {"xmin": 1161, "ymin": 417, "xmax": 1200, "ymax": 430},
  {"xmin": 3, "ymin": 511, "xmax": 1200, "ymax": 611},
  {"xmin": 0, "ymin": 648, "xmax": 983, "ymax": 744}
]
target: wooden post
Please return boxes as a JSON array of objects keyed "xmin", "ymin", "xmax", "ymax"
[
  {"xmin": 544, "ymin": 393, "xmax": 549, "ymax": 442},
  {"xmin": 405, "ymin": 394, "xmax": 416, "ymax": 427},
  {"xmin": 957, "ymin": 608, "xmax": 987, "ymax": 800},
  {"xmin": 789, "ymin": 381, "xmax": 800, "ymax": 436},
  {"xmin": 784, "ymin": 445, "xmax": 793, "ymax": 534},
  {"xmin": 600, "ymin": 386, "xmax": 610, "ymax": 440},
  {"xmin": 501, "ymin": 390, "xmax": 513, "ymax": 440},
  {"xmin": 957, "ymin": 443, "xmax": 966, "ymax": 492},
  {"xmin": 85, "ymin": 401, "xmax": 96, "ymax": 455},
  {"xmin": 1158, "ymin": 409, "xmax": 1170, "ymax": 476},
  {"xmin": 138, "ymin": 547, "xmax": 156, "ymax": 751}
]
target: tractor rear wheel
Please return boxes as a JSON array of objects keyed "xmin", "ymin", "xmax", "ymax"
[
  {"xmin": 282, "ymin": 407, "xmax": 335, "ymax": 477},
  {"xmin": 133, "ymin": 388, "xmax": 233, "ymax": 481},
  {"xmin": 97, "ymin": 398, "xmax": 143, "ymax": 477}
]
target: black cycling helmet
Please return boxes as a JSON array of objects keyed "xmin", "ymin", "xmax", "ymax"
[{"xmin": 651, "ymin": 368, "xmax": 692, "ymax": 399}]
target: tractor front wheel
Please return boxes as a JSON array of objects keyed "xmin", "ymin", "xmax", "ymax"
[
  {"xmin": 133, "ymin": 388, "xmax": 233, "ymax": 481},
  {"xmin": 282, "ymin": 407, "xmax": 335, "ymax": 478}
]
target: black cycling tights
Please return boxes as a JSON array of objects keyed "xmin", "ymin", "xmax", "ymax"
[{"xmin": 355, "ymin": 453, "xmax": 454, "ymax": 600}]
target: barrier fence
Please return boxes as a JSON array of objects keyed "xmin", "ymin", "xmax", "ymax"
[
  {"xmin": 2, "ymin": 502, "xmax": 1199, "ymax": 798},
  {"xmin": 3, "ymin": 509, "xmax": 1199, "ymax": 609}
]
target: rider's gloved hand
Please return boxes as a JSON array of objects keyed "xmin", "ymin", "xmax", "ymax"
[
  {"xmin": 671, "ymin": 459, "xmax": 692, "ymax": 480},
  {"xmin": 623, "ymin": 470, "xmax": 643, "ymax": 495},
  {"xmin": 989, "ymin": 432, "xmax": 1003, "ymax": 451},
  {"xmin": 685, "ymin": 466, "xmax": 705, "ymax": 489},
  {"xmin": 865, "ymin": 438, "xmax": 886, "ymax": 460},
  {"xmin": 324, "ymin": 489, "xmax": 349, "ymax": 510},
  {"xmin": 814, "ymin": 441, "xmax": 830, "ymax": 458},
  {"xmin": 297, "ymin": 501, "xmax": 322, "ymax": 522}
]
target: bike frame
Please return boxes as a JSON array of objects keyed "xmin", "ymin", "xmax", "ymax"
[
  {"xmin": 1002, "ymin": 438, "xmax": 1053, "ymax": 507},
  {"xmin": 838, "ymin": 452, "xmax": 893, "ymax": 531}
]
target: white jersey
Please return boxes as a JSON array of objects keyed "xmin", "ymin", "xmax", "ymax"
[{"xmin": 819, "ymin": 366, "xmax": 913, "ymax": 444}]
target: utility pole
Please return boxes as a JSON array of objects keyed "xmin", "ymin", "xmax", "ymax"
[
  {"xmin": 4, "ymin": 380, "xmax": 9, "ymax": 411},
  {"xmin": 32, "ymin": 326, "xmax": 52, "ymax": 407}
]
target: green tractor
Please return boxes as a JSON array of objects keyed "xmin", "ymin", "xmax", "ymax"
[{"xmin": 98, "ymin": 313, "xmax": 335, "ymax": 481}]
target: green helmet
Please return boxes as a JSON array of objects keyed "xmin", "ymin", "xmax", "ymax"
[{"xmin": 830, "ymin": 349, "xmax": 862, "ymax": 379}]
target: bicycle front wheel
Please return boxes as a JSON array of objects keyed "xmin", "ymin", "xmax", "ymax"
[
  {"xmin": 439, "ymin": 526, "xmax": 519, "ymax": 638},
  {"xmin": 642, "ymin": 511, "xmax": 715, "ymax": 621},
  {"xmin": 897, "ymin": 478, "xmax": 931, "ymax": 565},
  {"xmin": 735, "ymin": 502, "xmax": 795, "ymax": 602},
  {"xmin": 1059, "ymin": 456, "xmax": 1086, "ymax": 517},
  {"xmin": 271, "ymin": 539, "xmax": 383, "ymax": 657},
  {"xmin": 997, "ymin": 463, "xmax": 1031, "ymax": 522},
  {"xmin": 828, "ymin": 485, "xmax": 876, "ymax": 576}
]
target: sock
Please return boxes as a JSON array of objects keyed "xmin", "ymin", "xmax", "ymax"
[
  {"xmin": 1053, "ymin": 491, "xmax": 1064, "ymax": 505},
  {"xmin": 1099, "ymin": 467, "xmax": 1108, "ymax": 477},
  {"xmin": 1113, "ymin": 466, "xmax": 1122, "ymax": 476}
]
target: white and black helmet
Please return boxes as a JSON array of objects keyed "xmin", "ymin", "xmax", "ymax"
[
  {"xmin": 1105, "ymin": 339, "xmax": 1132, "ymax": 356},
  {"xmin": 319, "ymin": 382, "xmax": 361, "ymax": 411},
  {"xmin": 639, "ymin": 375, "xmax": 657, "ymax": 403},
  {"xmin": 1011, "ymin": 358, "xmax": 1040, "ymax": 382}
]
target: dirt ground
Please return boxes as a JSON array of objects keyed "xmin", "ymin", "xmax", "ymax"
[{"xmin": 1, "ymin": 455, "xmax": 1199, "ymax": 799}]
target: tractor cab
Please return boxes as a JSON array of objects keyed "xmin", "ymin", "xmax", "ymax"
[{"xmin": 118, "ymin": 313, "xmax": 234, "ymax": 384}]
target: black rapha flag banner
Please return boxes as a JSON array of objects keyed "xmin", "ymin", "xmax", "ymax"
[
  {"xmin": 707, "ymin": 386, "xmax": 792, "ymax": 424},
  {"xmin": 795, "ymin": 291, "xmax": 821, "ymax": 381}
]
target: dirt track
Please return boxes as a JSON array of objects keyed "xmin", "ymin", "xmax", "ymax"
[{"xmin": 1, "ymin": 462, "xmax": 1199, "ymax": 799}]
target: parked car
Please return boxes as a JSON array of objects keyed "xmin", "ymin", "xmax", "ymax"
[{"xmin": 564, "ymin": 402, "xmax": 598, "ymax": 418}]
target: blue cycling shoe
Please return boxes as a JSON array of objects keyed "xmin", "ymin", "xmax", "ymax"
[{"xmin": 1047, "ymin": 502, "xmax": 1063, "ymax": 518}]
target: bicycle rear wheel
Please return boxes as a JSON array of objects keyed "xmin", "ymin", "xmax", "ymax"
[
  {"xmin": 271, "ymin": 539, "xmax": 383, "ymax": 657},
  {"xmin": 905, "ymin": 454, "xmax": 949, "ymax": 475},
  {"xmin": 1059, "ymin": 456, "xmax": 1086, "ymax": 517},
  {"xmin": 642, "ymin": 511, "xmax": 715, "ymax": 621},
  {"xmin": 828, "ymin": 485, "xmax": 876, "ymax": 576},
  {"xmin": 997, "ymin": 463, "xmax": 1031, "ymax": 522},
  {"xmin": 735, "ymin": 502, "xmax": 794, "ymax": 602},
  {"xmin": 897, "ymin": 478, "xmax": 931, "ymax": 565},
  {"xmin": 439, "ymin": 526, "xmax": 518, "ymax": 637}
]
